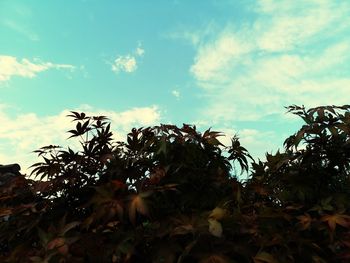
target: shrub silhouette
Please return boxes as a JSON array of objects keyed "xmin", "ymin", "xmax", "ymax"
[{"xmin": 1, "ymin": 106, "xmax": 350, "ymax": 262}]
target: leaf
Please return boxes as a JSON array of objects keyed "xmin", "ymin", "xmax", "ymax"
[
  {"xmin": 30, "ymin": 256, "xmax": 46, "ymax": 263},
  {"xmin": 206, "ymin": 136, "xmax": 224, "ymax": 147},
  {"xmin": 153, "ymin": 183, "xmax": 178, "ymax": 192},
  {"xmin": 0, "ymin": 207, "xmax": 12, "ymax": 217},
  {"xmin": 253, "ymin": 252, "xmax": 278, "ymax": 263},
  {"xmin": 177, "ymin": 240, "xmax": 197, "ymax": 263},
  {"xmin": 37, "ymin": 227, "xmax": 50, "ymax": 246},
  {"xmin": 209, "ymin": 207, "xmax": 228, "ymax": 221},
  {"xmin": 156, "ymin": 136, "xmax": 167, "ymax": 155},
  {"xmin": 0, "ymin": 195, "xmax": 16, "ymax": 202},
  {"xmin": 128, "ymin": 193, "xmax": 150, "ymax": 224},
  {"xmin": 30, "ymin": 254, "xmax": 56, "ymax": 263},
  {"xmin": 47, "ymin": 237, "xmax": 65, "ymax": 250},
  {"xmin": 110, "ymin": 200, "xmax": 124, "ymax": 220},
  {"xmin": 199, "ymin": 254, "xmax": 231, "ymax": 263},
  {"xmin": 47, "ymin": 237, "xmax": 69, "ymax": 255},
  {"xmin": 67, "ymin": 129, "xmax": 79, "ymax": 138},
  {"xmin": 294, "ymin": 129, "xmax": 305, "ymax": 148},
  {"xmin": 321, "ymin": 213, "xmax": 350, "ymax": 231},
  {"xmin": 59, "ymin": 221, "xmax": 80, "ymax": 236},
  {"xmin": 32, "ymin": 181, "xmax": 51, "ymax": 193},
  {"xmin": 101, "ymin": 153, "xmax": 114, "ymax": 164},
  {"xmin": 208, "ymin": 219, "xmax": 223, "ymax": 237},
  {"xmin": 296, "ymin": 213, "xmax": 312, "ymax": 230},
  {"xmin": 139, "ymin": 190, "xmax": 153, "ymax": 198},
  {"xmin": 111, "ymin": 180, "xmax": 126, "ymax": 189},
  {"xmin": 82, "ymin": 214, "xmax": 95, "ymax": 230},
  {"xmin": 170, "ymin": 224, "xmax": 194, "ymax": 236},
  {"xmin": 312, "ymin": 255, "xmax": 328, "ymax": 263}
]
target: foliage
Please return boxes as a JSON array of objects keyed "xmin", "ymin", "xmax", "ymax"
[{"xmin": 1, "ymin": 105, "xmax": 350, "ymax": 262}]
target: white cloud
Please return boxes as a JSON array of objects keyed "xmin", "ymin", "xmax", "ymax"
[
  {"xmin": 191, "ymin": 32, "xmax": 252, "ymax": 82},
  {"xmin": 112, "ymin": 55, "xmax": 137, "ymax": 73},
  {"xmin": 189, "ymin": 0, "xmax": 350, "ymax": 122},
  {"xmin": 0, "ymin": 56, "xmax": 75, "ymax": 82},
  {"xmin": 111, "ymin": 44, "xmax": 145, "ymax": 74},
  {"xmin": 96, "ymin": 106, "xmax": 161, "ymax": 133},
  {"xmin": 171, "ymin": 90, "xmax": 180, "ymax": 98},
  {"xmin": 0, "ymin": 105, "xmax": 161, "ymax": 175},
  {"xmin": 255, "ymin": 0, "xmax": 349, "ymax": 52},
  {"xmin": 135, "ymin": 46, "xmax": 145, "ymax": 56}
]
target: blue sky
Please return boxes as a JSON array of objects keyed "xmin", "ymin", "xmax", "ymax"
[{"xmin": 0, "ymin": 0, "xmax": 349, "ymax": 175}]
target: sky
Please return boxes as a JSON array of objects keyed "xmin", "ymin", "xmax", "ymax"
[{"xmin": 0, "ymin": 0, "xmax": 350, "ymax": 175}]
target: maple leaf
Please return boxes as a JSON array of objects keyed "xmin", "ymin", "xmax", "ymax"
[
  {"xmin": 111, "ymin": 180, "xmax": 126, "ymax": 190},
  {"xmin": 128, "ymin": 191, "xmax": 152, "ymax": 224},
  {"xmin": 209, "ymin": 207, "xmax": 228, "ymax": 221},
  {"xmin": 0, "ymin": 207, "xmax": 12, "ymax": 217},
  {"xmin": 199, "ymin": 254, "xmax": 231, "ymax": 263},
  {"xmin": 321, "ymin": 213, "xmax": 350, "ymax": 231},
  {"xmin": 109, "ymin": 200, "xmax": 124, "ymax": 220},
  {"xmin": 59, "ymin": 221, "xmax": 80, "ymax": 236},
  {"xmin": 208, "ymin": 219, "xmax": 223, "ymax": 237},
  {"xmin": 47, "ymin": 237, "xmax": 65, "ymax": 250},
  {"xmin": 253, "ymin": 252, "xmax": 278, "ymax": 263},
  {"xmin": 297, "ymin": 213, "xmax": 313, "ymax": 230},
  {"xmin": 32, "ymin": 181, "xmax": 51, "ymax": 193},
  {"xmin": 170, "ymin": 224, "xmax": 194, "ymax": 236}
]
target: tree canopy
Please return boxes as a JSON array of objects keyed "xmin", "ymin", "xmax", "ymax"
[{"xmin": 1, "ymin": 105, "xmax": 350, "ymax": 262}]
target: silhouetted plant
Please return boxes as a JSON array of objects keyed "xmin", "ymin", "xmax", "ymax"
[{"xmin": 0, "ymin": 105, "xmax": 349, "ymax": 262}]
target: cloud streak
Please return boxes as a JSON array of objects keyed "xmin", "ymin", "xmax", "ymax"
[
  {"xmin": 3, "ymin": 19, "xmax": 39, "ymax": 41},
  {"xmin": 0, "ymin": 56, "xmax": 75, "ymax": 82}
]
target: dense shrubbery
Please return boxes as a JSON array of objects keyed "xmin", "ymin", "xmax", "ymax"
[{"xmin": 1, "ymin": 105, "xmax": 350, "ymax": 262}]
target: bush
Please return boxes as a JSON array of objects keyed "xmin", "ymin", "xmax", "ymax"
[{"xmin": 1, "ymin": 106, "xmax": 350, "ymax": 262}]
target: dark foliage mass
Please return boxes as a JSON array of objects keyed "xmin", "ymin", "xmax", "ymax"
[{"xmin": 1, "ymin": 105, "xmax": 350, "ymax": 262}]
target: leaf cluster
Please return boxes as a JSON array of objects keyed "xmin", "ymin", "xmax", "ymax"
[{"xmin": 1, "ymin": 106, "xmax": 350, "ymax": 262}]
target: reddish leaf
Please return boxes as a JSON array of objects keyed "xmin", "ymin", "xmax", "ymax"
[
  {"xmin": 128, "ymin": 192, "xmax": 151, "ymax": 224},
  {"xmin": 321, "ymin": 214, "xmax": 350, "ymax": 231},
  {"xmin": 297, "ymin": 213, "xmax": 312, "ymax": 230},
  {"xmin": 111, "ymin": 180, "xmax": 126, "ymax": 189},
  {"xmin": 199, "ymin": 254, "xmax": 231, "ymax": 263},
  {"xmin": 0, "ymin": 207, "xmax": 12, "ymax": 217},
  {"xmin": 253, "ymin": 252, "xmax": 278, "ymax": 263},
  {"xmin": 47, "ymin": 237, "xmax": 65, "ymax": 250}
]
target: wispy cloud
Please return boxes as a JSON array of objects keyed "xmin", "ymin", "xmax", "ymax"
[
  {"xmin": 135, "ymin": 45, "xmax": 145, "ymax": 56},
  {"xmin": 0, "ymin": 105, "xmax": 161, "ymax": 174},
  {"xmin": 254, "ymin": 0, "xmax": 347, "ymax": 52},
  {"xmin": 190, "ymin": 32, "xmax": 252, "ymax": 83},
  {"xmin": 171, "ymin": 90, "xmax": 180, "ymax": 99},
  {"xmin": 3, "ymin": 19, "xmax": 39, "ymax": 41},
  {"xmin": 188, "ymin": 0, "xmax": 350, "ymax": 123},
  {"xmin": 111, "ymin": 44, "xmax": 145, "ymax": 74},
  {"xmin": 0, "ymin": 56, "xmax": 75, "ymax": 82},
  {"xmin": 167, "ymin": 30, "xmax": 201, "ymax": 46}
]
